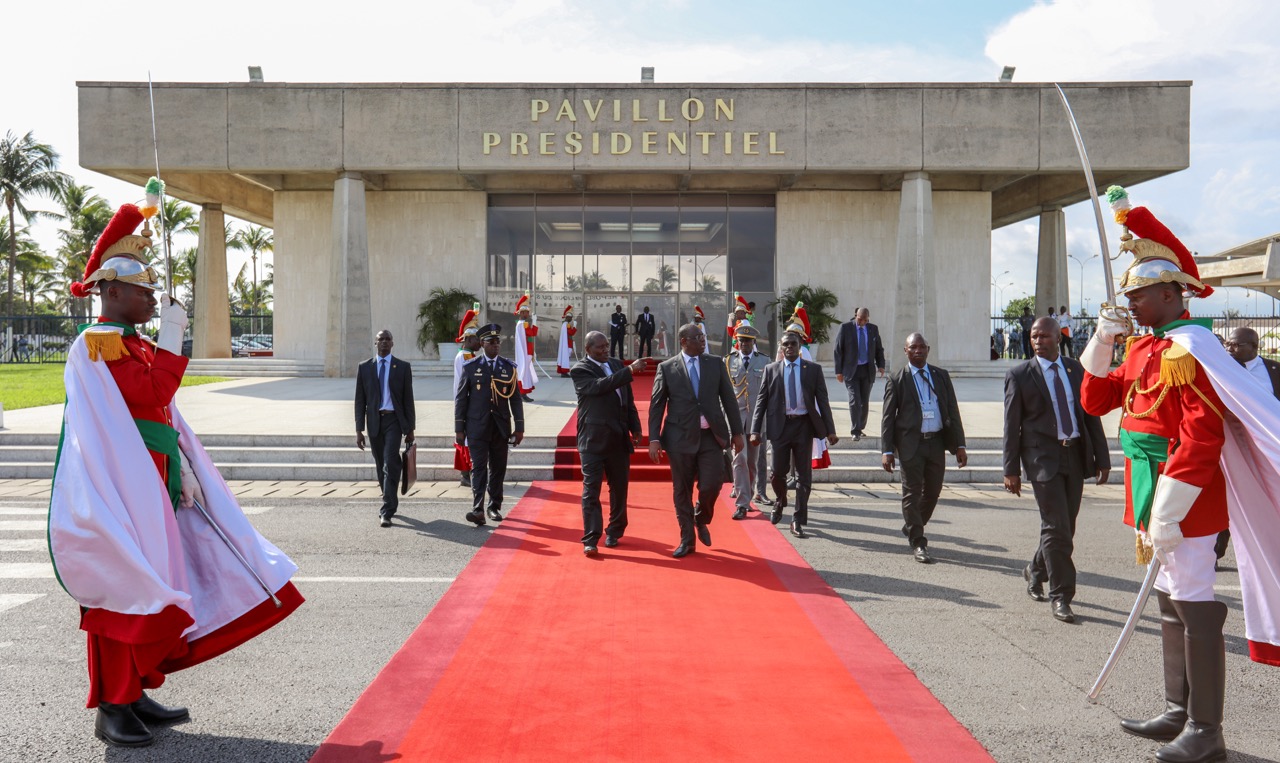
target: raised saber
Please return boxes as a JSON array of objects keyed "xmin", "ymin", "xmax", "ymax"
[
  {"xmin": 1055, "ymin": 83, "xmax": 1149, "ymax": 700},
  {"xmin": 191, "ymin": 498, "xmax": 282, "ymax": 608},
  {"xmin": 146, "ymin": 71, "xmax": 174, "ymax": 299}
]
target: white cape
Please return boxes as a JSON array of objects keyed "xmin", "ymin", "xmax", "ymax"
[
  {"xmin": 557, "ymin": 319, "xmax": 575, "ymax": 372},
  {"xmin": 514, "ymin": 319, "xmax": 538, "ymax": 392},
  {"xmin": 49, "ymin": 329, "xmax": 298, "ymax": 640},
  {"xmin": 1168, "ymin": 324, "xmax": 1280, "ymax": 665}
]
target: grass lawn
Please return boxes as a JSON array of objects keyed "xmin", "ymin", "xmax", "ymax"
[{"xmin": 0, "ymin": 364, "xmax": 231, "ymax": 411}]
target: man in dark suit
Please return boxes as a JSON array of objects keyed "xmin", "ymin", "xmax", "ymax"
[
  {"xmin": 609, "ymin": 304, "xmax": 628, "ymax": 359},
  {"xmin": 634, "ymin": 305, "xmax": 656, "ymax": 358},
  {"xmin": 649, "ymin": 323, "xmax": 745, "ymax": 558},
  {"xmin": 750, "ymin": 331, "xmax": 838, "ymax": 538},
  {"xmin": 1221, "ymin": 326, "xmax": 1280, "ymax": 566},
  {"xmin": 355, "ymin": 330, "xmax": 416, "ymax": 528},
  {"xmin": 881, "ymin": 332, "xmax": 967, "ymax": 563},
  {"xmin": 1003, "ymin": 317, "xmax": 1111, "ymax": 624},
  {"xmin": 572, "ymin": 331, "xmax": 648, "ymax": 556},
  {"xmin": 833, "ymin": 307, "xmax": 885, "ymax": 440},
  {"xmin": 455, "ymin": 323, "xmax": 525, "ymax": 527}
]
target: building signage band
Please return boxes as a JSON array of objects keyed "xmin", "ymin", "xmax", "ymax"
[{"xmin": 481, "ymin": 97, "xmax": 786, "ymax": 158}]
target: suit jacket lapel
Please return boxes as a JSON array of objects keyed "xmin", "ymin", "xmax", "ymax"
[{"xmin": 1028, "ymin": 358, "xmax": 1053, "ymax": 408}]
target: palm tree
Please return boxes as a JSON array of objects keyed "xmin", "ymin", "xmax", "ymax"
[
  {"xmin": 234, "ymin": 224, "xmax": 273, "ymax": 289},
  {"xmin": 52, "ymin": 182, "xmax": 112, "ymax": 318},
  {"xmin": 1, "ymin": 131, "xmax": 70, "ymax": 313},
  {"xmin": 697, "ymin": 273, "xmax": 722, "ymax": 292},
  {"xmin": 170, "ymin": 247, "xmax": 199, "ymax": 306},
  {"xmin": 643, "ymin": 263, "xmax": 677, "ymax": 292},
  {"xmin": 156, "ymin": 198, "xmax": 199, "ymax": 287},
  {"xmin": 0, "ymin": 217, "xmax": 42, "ymax": 313},
  {"xmin": 229, "ymin": 263, "xmax": 272, "ymax": 314}
]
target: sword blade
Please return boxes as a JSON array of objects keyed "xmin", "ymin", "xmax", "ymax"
[
  {"xmin": 1054, "ymin": 84, "xmax": 1118, "ymax": 304},
  {"xmin": 191, "ymin": 498, "xmax": 283, "ymax": 608},
  {"xmin": 1087, "ymin": 555, "xmax": 1162, "ymax": 702}
]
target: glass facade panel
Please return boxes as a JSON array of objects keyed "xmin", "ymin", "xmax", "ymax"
[{"xmin": 487, "ymin": 193, "xmax": 774, "ymax": 361}]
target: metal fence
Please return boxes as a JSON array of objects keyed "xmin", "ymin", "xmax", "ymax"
[
  {"xmin": 990, "ymin": 314, "xmax": 1280, "ymax": 360},
  {"xmin": 2, "ymin": 314, "xmax": 274, "ymax": 363}
]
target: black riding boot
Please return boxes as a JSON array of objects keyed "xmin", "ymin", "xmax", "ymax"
[
  {"xmin": 1156, "ymin": 599, "xmax": 1228, "ymax": 763},
  {"xmin": 94, "ymin": 702, "xmax": 153, "ymax": 747},
  {"xmin": 1121, "ymin": 592, "xmax": 1188, "ymax": 742}
]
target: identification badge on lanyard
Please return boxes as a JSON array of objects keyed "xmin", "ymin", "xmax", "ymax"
[{"xmin": 922, "ymin": 410, "xmax": 936, "ymax": 420}]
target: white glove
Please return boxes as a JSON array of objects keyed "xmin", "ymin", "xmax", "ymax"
[
  {"xmin": 1148, "ymin": 475, "xmax": 1200, "ymax": 553},
  {"xmin": 157, "ymin": 294, "xmax": 188, "ymax": 355},
  {"xmin": 178, "ymin": 448, "xmax": 206, "ymax": 509},
  {"xmin": 1079, "ymin": 310, "xmax": 1129, "ymax": 377}
]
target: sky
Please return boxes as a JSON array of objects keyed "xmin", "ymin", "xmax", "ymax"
[{"xmin": 3, "ymin": 0, "xmax": 1278, "ymax": 315}]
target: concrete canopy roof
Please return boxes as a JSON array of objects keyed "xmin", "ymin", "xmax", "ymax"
[
  {"xmin": 1198, "ymin": 235, "xmax": 1280, "ymax": 298},
  {"xmin": 77, "ymin": 81, "xmax": 1190, "ymax": 227}
]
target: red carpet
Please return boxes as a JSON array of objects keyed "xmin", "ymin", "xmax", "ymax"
[
  {"xmin": 554, "ymin": 373, "xmax": 673, "ymax": 482},
  {"xmin": 311, "ymin": 483, "xmax": 993, "ymax": 762}
]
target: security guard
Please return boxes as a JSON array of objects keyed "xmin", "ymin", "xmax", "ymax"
[{"xmin": 455, "ymin": 323, "xmax": 525, "ymax": 526}]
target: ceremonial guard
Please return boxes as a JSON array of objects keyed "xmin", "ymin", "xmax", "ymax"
[
  {"xmin": 456, "ymin": 323, "xmax": 525, "ymax": 526},
  {"xmin": 557, "ymin": 304, "xmax": 577, "ymax": 376},
  {"xmin": 777, "ymin": 303, "xmax": 831, "ymax": 471},
  {"xmin": 726, "ymin": 292, "xmax": 752, "ymax": 352},
  {"xmin": 691, "ymin": 304, "xmax": 707, "ymax": 338},
  {"xmin": 48, "ymin": 191, "xmax": 303, "ymax": 747},
  {"xmin": 726, "ymin": 322, "xmax": 770, "ymax": 518},
  {"xmin": 513, "ymin": 293, "xmax": 538, "ymax": 402},
  {"xmin": 453, "ymin": 304, "xmax": 482, "ymax": 488},
  {"xmin": 1081, "ymin": 187, "xmax": 1280, "ymax": 763}
]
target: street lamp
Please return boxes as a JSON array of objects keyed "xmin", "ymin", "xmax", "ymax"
[
  {"xmin": 991, "ymin": 270, "xmax": 1010, "ymax": 316},
  {"xmin": 1069, "ymin": 254, "xmax": 1098, "ymax": 315},
  {"xmin": 686, "ymin": 253, "xmax": 725, "ymax": 292}
]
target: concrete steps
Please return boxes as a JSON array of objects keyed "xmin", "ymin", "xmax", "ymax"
[
  {"xmin": 187, "ymin": 358, "xmax": 325, "ymax": 378},
  {"xmin": 0, "ymin": 432, "xmax": 1121, "ymax": 484}
]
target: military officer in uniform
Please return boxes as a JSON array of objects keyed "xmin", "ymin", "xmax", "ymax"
[
  {"xmin": 455, "ymin": 323, "xmax": 525, "ymax": 526},
  {"xmin": 726, "ymin": 323, "xmax": 770, "ymax": 519}
]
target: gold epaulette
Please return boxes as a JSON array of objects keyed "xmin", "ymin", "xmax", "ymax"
[
  {"xmin": 1159, "ymin": 343, "xmax": 1197, "ymax": 387},
  {"xmin": 83, "ymin": 328, "xmax": 127, "ymax": 362}
]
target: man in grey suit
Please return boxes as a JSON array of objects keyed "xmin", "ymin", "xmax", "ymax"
[
  {"xmin": 1003, "ymin": 317, "xmax": 1111, "ymax": 624},
  {"xmin": 355, "ymin": 330, "xmax": 415, "ymax": 527},
  {"xmin": 649, "ymin": 323, "xmax": 745, "ymax": 558},
  {"xmin": 833, "ymin": 307, "xmax": 885, "ymax": 440},
  {"xmin": 751, "ymin": 331, "xmax": 839, "ymax": 538},
  {"xmin": 726, "ymin": 324, "xmax": 771, "ymax": 520}
]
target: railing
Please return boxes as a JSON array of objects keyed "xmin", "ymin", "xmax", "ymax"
[
  {"xmin": 1, "ymin": 314, "xmax": 274, "ymax": 363},
  {"xmin": 990, "ymin": 314, "xmax": 1280, "ymax": 360}
]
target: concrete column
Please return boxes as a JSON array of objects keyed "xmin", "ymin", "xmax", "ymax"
[
  {"xmin": 325, "ymin": 172, "xmax": 372, "ymax": 377},
  {"xmin": 1035, "ymin": 207, "xmax": 1069, "ymax": 317},
  {"xmin": 193, "ymin": 204, "xmax": 231, "ymax": 358},
  {"xmin": 891, "ymin": 172, "xmax": 939, "ymax": 358}
]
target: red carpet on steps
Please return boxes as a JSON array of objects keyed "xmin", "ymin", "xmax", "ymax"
[
  {"xmin": 311, "ymin": 483, "xmax": 993, "ymax": 763},
  {"xmin": 554, "ymin": 373, "xmax": 672, "ymax": 481}
]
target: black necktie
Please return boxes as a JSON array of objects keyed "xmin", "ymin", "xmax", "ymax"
[{"xmin": 1050, "ymin": 364, "xmax": 1075, "ymax": 438}]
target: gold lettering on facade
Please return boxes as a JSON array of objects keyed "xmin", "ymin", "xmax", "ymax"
[
  {"xmin": 583, "ymin": 99, "xmax": 603, "ymax": 121},
  {"xmin": 723, "ymin": 131, "xmax": 733, "ymax": 155},
  {"xmin": 657, "ymin": 100, "xmax": 674, "ymax": 122},
  {"xmin": 641, "ymin": 131, "xmax": 658, "ymax": 154},
  {"xmin": 511, "ymin": 133, "xmax": 529, "ymax": 155},
  {"xmin": 610, "ymin": 132, "xmax": 632, "ymax": 154},
  {"xmin": 592, "ymin": 132, "xmax": 601, "ymax": 154},
  {"xmin": 715, "ymin": 99, "xmax": 735, "ymax": 121},
  {"xmin": 682, "ymin": 99, "xmax": 705, "ymax": 121},
  {"xmin": 483, "ymin": 132, "xmax": 501, "ymax": 155},
  {"xmin": 565, "ymin": 132, "xmax": 583, "ymax": 155},
  {"xmin": 743, "ymin": 132, "xmax": 759, "ymax": 155},
  {"xmin": 613, "ymin": 100, "xmax": 622, "ymax": 121},
  {"xmin": 768, "ymin": 132, "xmax": 785, "ymax": 155},
  {"xmin": 531, "ymin": 100, "xmax": 550, "ymax": 121},
  {"xmin": 555, "ymin": 100, "xmax": 577, "ymax": 122},
  {"xmin": 632, "ymin": 100, "xmax": 647, "ymax": 122},
  {"xmin": 668, "ymin": 133, "xmax": 687, "ymax": 155},
  {"xmin": 539, "ymin": 132, "xmax": 556, "ymax": 155},
  {"xmin": 695, "ymin": 131, "xmax": 714, "ymax": 154}
]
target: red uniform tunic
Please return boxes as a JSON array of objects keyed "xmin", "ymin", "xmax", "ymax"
[
  {"xmin": 521, "ymin": 318, "xmax": 538, "ymax": 354},
  {"xmin": 1079, "ymin": 321, "xmax": 1229, "ymax": 538}
]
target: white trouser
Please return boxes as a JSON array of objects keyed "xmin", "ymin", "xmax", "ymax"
[{"xmin": 1154, "ymin": 534, "xmax": 1218, "ymax": 602}]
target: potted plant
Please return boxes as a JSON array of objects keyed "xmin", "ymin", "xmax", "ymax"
[
  {"xmin": 770, "ymin": 285, "xmax": 840, "ymax": 359},
  {"xmin": 417, "ymin": 287, "xmax": 481, "ymax": 359}
]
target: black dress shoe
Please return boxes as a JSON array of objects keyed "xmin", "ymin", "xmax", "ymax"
[
  {"xmin": 521, "ymin": 394, "xmax": 534, "ymax": 403},
  {"xmin": 913, "ymin": 547, "xmax": 934, "ymax": 564},
  {"xmin": 486, "ymin": 508, "xmax": 504, "ymax": 522},
  {"xmin": 583, "ymin": 545, "xmax": 598, "ymax": 556},
  {"xmin": 731, "ymin": 507, "xmax": 748, "ymax": 520},
  {"xmin": 604, "ymin": 536, "xmax": 619, "ymax": 548},
  {"xmin": 754, "ymin": 494, "xmax": 775, "ymax": 507},
  {"xmin": 459, "ymin": 473, "xmax": 471, "ymax": 487},
  {"xmin": 672, "ymin": 543, "xmax": 695, "ymax": 558},
  {"xmin": 790, "ymin": 521, "xmax": 805, "ymax": 538},
  {"xmin": 786, "ymin": 477, "xmax": 799, "ymax": 490},
  {"xmin": 696, "ymin": 523, "xmax": 712, "ymax": 547},
  {"xmin": 131, "ymin": 693, "xmax": 189, "ymax": 724},
  {"xmin": 379, "ymin": 515, "xmax": 392, "ymax": 528},
  {"xmin": 1052, "ymin": 601, "xmax": 1076, "ymax": 623},
  {"xmin": 1023, "ymin": 564, "xmax": 1047, "ymax": 602},
  {"xmin": 465, "ymin": 510, "xmax": 487, "ymax": 526},
  {"xmin": 770, "ymin": 507, "xmax": 783, "ymax": 525},
  {"xmin": 1121, "ymin": 710, "xmax": 1188, "ymax": 742},
  {"xmin": 95, "ymin": 702, "xmax": 153, "ymax": 747}
]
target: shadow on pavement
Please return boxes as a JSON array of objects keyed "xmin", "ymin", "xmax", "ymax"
[{"xmin": 103, "ymin": 730, "xmax": 334, "ymax": 762}]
